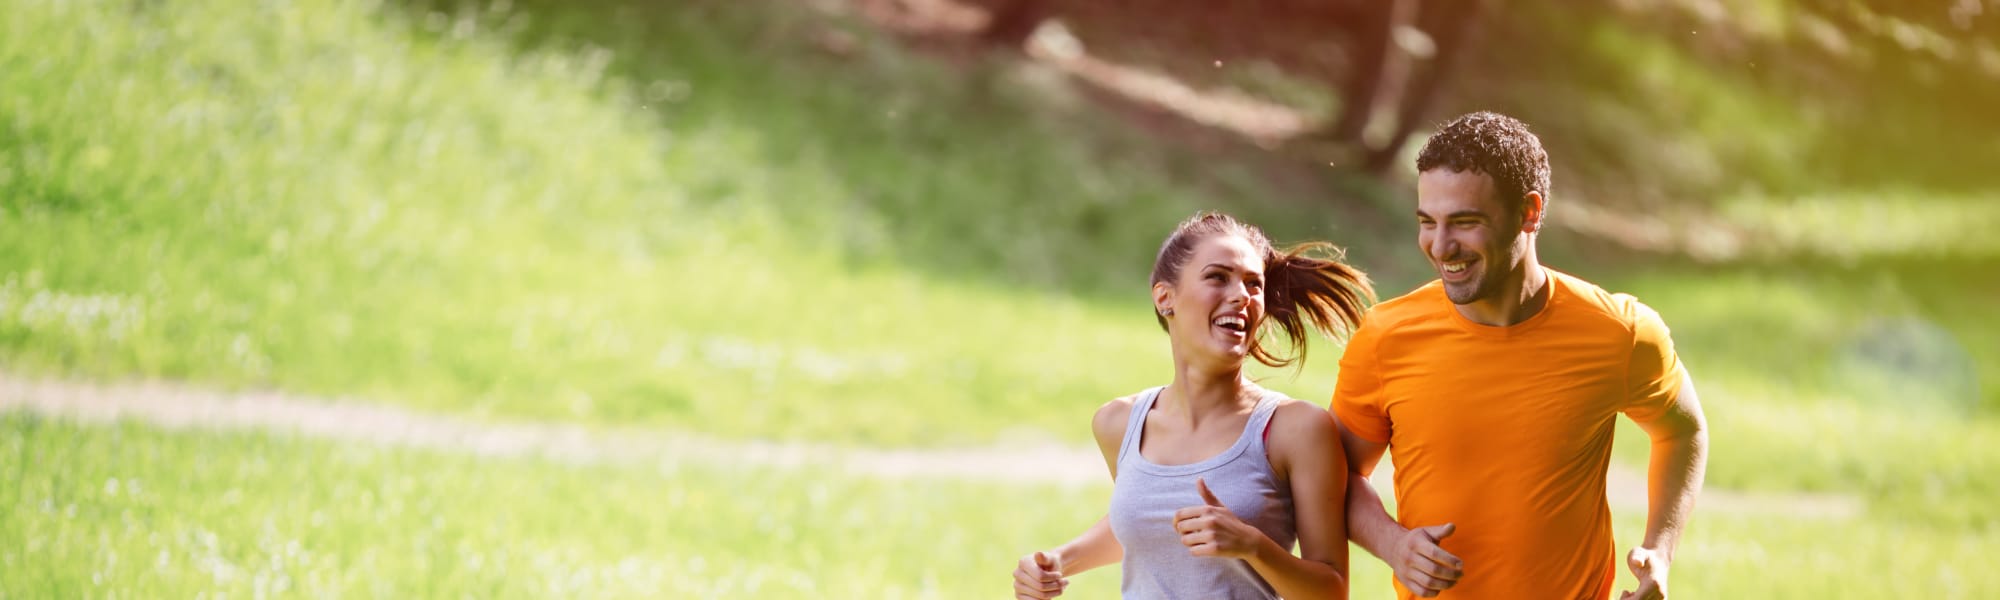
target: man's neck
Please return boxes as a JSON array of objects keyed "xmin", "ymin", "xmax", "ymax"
[{"xmin": 1456, "ymin": 261, "xmax": 1550, "ymax": 327}]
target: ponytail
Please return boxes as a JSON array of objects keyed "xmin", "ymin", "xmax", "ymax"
[
  {"xmin": 1253, "ymin": 241, "xmax": 1373, "ymax": 369},
  {"xmin": 1151, "ymin": 211, "xmax": 1375, "ymax": 370}
]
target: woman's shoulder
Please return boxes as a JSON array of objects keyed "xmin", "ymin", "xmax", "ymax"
[
  {"xmin": 1269, "ymin": 395, "xmax": 1334, "ymax": 428},
  {"xmin": 1090, "ymin": 389, "xmax": 1152, "ymax": 440},
  {"xmin": 1268, "ymin": 394, "xmax": 1326, "ymax": 414},
  {"xmin": 1264, "ymin": 396, "xmax": 1342, "ymax": 457},
  {"xmin": 1089, "ymin": 390, "xmax": 1154, "ymax": 464}
]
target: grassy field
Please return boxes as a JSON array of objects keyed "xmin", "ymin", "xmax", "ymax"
[
  {"xmin": 3, "ymin": 0, "xmax": 1996, "ymax": 596},
  {"xmin": 0, "ymin": 0, "xmax": 1385, "ymax": 446},
  {"xmin": 0, "ymin": 414, "xmax": 1118, "ymax": 598},
  {"xmin": 4, "ymin": 415, "xmax": 1994, "ymax": 598},
  {"xmin": 2, "ymin": 0, "xmax": 1118, "ymax": 445}
]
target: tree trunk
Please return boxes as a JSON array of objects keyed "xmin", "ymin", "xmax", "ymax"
[
  {"xmin": 979, "ymin": 0, "xmax": 1049, "ymax": 49},
  {"xmin": 1322, "ymin": 0, "xmax": 1403, "ymax": 143},
  {"xmin": 1365, "ymin": 0, "xmax": 1486, "ymax": 173}
]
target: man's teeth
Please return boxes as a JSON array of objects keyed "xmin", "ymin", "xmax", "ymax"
[{"xmin": 1443, "ymin": 262, "xmax": 1468, "ymax": 273}]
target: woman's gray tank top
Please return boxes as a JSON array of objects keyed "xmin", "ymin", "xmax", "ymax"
[{"xmin": 1107, "ymin": 386, "xmax": 1295, "ymax": 599}]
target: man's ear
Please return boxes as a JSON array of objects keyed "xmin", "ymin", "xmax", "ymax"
[{"xmin": 1520, "ymin": 191, "xmax": 1546, "ymax": 234}]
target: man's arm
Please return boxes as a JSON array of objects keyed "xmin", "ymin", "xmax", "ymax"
[
  {"xmin": 1336, "ymin": 423, "xmax": 1462, "ymax": 598},
  {"xmin": 1338, "ymin": 427, "xmax": 1400, "ymax": 559},
  {"xmin": 1621, "ymin": 371, "xmax": 1708, "ymax": 600}
]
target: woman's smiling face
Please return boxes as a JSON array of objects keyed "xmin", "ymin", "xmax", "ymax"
[{"xmin": 1156, "ymin": 234, "xmax": 1266, "ymax": 364}]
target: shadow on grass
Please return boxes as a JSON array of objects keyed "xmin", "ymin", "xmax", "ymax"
[
  {"xmin": 393, "ymin": 0, "xmax": 1411, "ymax": 302},
  {"xmin": 388, "ymin": 0, "xmax": 2000, "ymax": 419}
]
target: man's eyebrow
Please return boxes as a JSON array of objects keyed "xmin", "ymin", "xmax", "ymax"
[{"xmin": 1417, "ymin": 209, "xmax": 1491, "ymax": 220}]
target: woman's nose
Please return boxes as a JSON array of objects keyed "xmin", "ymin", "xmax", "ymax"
[{"xmin": 1228, "ymin": 280, "xmax": 1251, "ymax": 304}]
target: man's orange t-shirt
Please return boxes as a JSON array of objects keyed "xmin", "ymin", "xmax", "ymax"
[{"xmin": 1333, "ymin": 269, "xmax": 1685, "ymax": 600}]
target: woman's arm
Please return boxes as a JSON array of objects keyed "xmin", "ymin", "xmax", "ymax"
[
  {"xmin": 1034, "ymin": 395, "xmax": 1135, "ymax": 573},
  {"xmin": 1173, "ymin": 401, "xmax": 1348, "ymax": 599},
  {"xmin": 1049, "ymin": 514, "xmax": 1122, "ymax": 572},
  {"xmin": 1016, "ymin": 515, "xmax": 1121, "ymax": 599},
  {"xmin": 1012, "ymin": 397, "xmax": 1135, "ymax": 598},
  {"xmin": 1251, "ymin": 401, "xmax": 1349, "ymax": 600}
]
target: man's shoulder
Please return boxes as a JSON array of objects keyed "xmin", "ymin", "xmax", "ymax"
[
  {"xmin": 1549, "ymin": 268, "xmax": 1654, "ymax": 331},
  {"xmin": 1363, "ymin": 280, "xmax": 1448, "ymax": 331}
]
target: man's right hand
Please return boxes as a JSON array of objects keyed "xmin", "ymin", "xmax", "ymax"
[
  {"xmin": 1013, "ymin": 551, "xmax": 1068, "ymax": 599},
  {"xmin": 1391, "ymin": 523, "xmax": 1464, "ymax": 597}
]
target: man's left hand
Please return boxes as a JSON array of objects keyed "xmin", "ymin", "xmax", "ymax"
[{"xmin": 1618, "ymin": 546, "xmax": 1670, "ymax": 600}]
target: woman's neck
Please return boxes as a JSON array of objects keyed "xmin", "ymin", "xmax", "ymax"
[{"xmin": 1160, "ymin": 360, "xmax": 1256, "ymax": 427}]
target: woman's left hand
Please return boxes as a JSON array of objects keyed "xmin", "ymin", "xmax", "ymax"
[{"xmin": 1174, "ymin": 477, "xmax": 1265, "ymax": 559}]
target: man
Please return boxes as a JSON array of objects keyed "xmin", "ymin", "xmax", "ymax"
[{"xmin": 1333, "ymin": 112, "xmax": 1709, "ymax": 599}]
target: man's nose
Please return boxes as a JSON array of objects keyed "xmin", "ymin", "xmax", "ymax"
[{"xmin": 1428, "ymin": 232, "xmax": 1458, "ymax": 261}]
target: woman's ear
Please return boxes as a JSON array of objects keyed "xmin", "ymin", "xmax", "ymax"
[{"xmin": 1152, "ymin": 281, "xmax": 1174, "ymax": 317}]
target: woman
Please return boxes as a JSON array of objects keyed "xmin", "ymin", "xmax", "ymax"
[{"xmin": 1012, "ymin": 212, "xmax": 1373, "ymax": 600}]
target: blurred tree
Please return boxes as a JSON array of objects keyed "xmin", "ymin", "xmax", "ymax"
[
  {"xmin": 1323, "ymin": 0, "xmax": 1488, "ymax": 173},
  {"xmin": 859, "ymin": 0, "xmax": 1493, "ymax": 173},
  {"xmin": 848, "ymin": 0, "xmax": 1998, "ymax": 195}
]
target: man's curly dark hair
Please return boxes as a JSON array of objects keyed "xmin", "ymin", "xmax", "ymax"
[{"xmin": 1415, "ymin": 112, "xmax": 1552, "ymax": 227}]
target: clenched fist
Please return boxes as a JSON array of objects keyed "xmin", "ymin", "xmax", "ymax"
[{"xmin": 1013, "ymin": 551, "xmax": 1068, "ymax": 599}]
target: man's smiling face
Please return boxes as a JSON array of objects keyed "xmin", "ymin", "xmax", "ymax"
[{"xmin": 1416, "ymin": 168, "xmax": 1527, "ymax": 306}]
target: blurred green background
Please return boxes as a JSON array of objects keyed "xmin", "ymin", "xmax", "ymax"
[{"xmin": 2, "ymin": 0, "xmax": 1996, "ymax": 597}]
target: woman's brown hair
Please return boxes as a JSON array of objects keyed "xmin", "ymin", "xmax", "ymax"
[{"xmin": 1150, "ymin": 211, "xmax": 1375, "ymax": 369}]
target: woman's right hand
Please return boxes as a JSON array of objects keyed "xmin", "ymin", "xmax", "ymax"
[{"xmin": 1013, "ymin": 551, "xmax": 1068, "ymax": 599}]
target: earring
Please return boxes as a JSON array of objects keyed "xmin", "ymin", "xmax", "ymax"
[{"xmin": 1159, "ymin": 308, "xmax": 1174, "ymax": 317}]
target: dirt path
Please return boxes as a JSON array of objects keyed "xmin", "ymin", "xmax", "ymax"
[{"xmin": 0, "ymin": 372, "xmax": 1859, "ymax": 518}]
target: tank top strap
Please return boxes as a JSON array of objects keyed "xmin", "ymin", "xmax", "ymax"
[
  {"xmin": 1117, "ymin": 386, "xmax": 1164, "ymax": 465},
  {"xmin": 1242, "ymin": 392, "xmax": 1282, "ymax": 453}
]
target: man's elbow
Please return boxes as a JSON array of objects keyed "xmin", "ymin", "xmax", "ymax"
[
  {"xmin": 1653, "ymin": 413, "xmax": 1707, "ymax": 447},
  {"xmin": 1679, "ymin": 407, "xmax": 1709, "ymax": 439},
  {"xmin": 1682, "ymin": 424, "xmax": 1709, "ymax": 453},
  {"xmin": 1651, "ymin": 387, "xmax": 1708, "ymax": 442}
]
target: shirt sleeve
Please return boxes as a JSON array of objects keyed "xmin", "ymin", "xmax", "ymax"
[
  {"xmin": 1332, "ymin": 312, "xmax": 1392, "ymax": 445},
  {"xmin": 1623, "ymin": 297, "xmax": 1686, "ymax": 424}
]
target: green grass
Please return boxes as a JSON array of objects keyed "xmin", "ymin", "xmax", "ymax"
[
  {"xmin": 0, "ymin": 413, "xmax": 1120, "ymax": 598},
  {"xmin": 1713, "ymin": 191, "xmax": 2000, "ymax": 260},
  {"xmin": 6, "ymin": 414, "xmax": 1997, "ymax": 598},
  {"xmin": 1, "ymin": 0, "xmax": 1342, "ymax": 445},
  {"xmin": 1595, "ymin": 260, "xmax": 2000, "ymax": 532},
  {"xmin": 1468, "ymin": 2, "xmax": 2000, "ymax": 202},
  {"xmin": 1607, "ymin": 510, "xmax": 1998, "ymax": 598},
  {"xmin": 3, "ymin": 0, "xmax": 1999, "ymax": 595}
]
